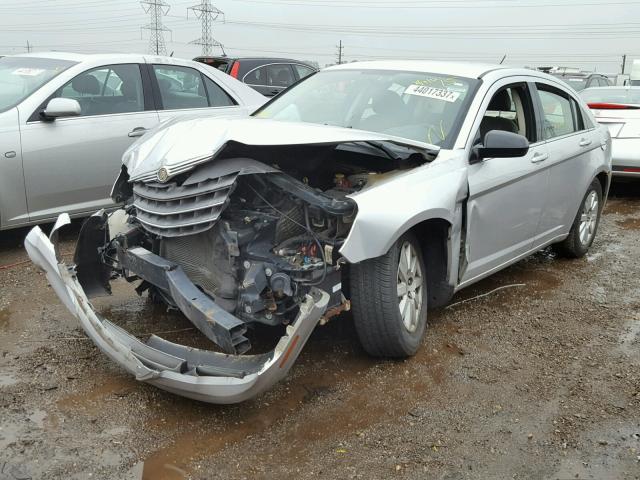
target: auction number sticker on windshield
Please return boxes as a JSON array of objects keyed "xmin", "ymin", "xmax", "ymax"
[
  {"xmin": 404, "ymin": 84, "xmax": 460, "ymax": 103},
  {"xmin": 12, "ymin": 68, "xmax": 45, "ymax": 76}
]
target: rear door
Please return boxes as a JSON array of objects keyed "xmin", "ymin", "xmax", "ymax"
[
  {"xmin": 0, "ymin": 108, "xmax": 28, "ymax": 228},
  {"xmin": 149, "ymin": 63, "xmax": 243, "ymax": 123},
  {"xmin": 20, "ymin": 63, "xmax": 159, "ymax": 221},
  {"xmin": 461, "ymin": 80, "xmax": 549, "ymax": 285},
  {"xmin": 531, "ymin": 82, "xmax": 601, "ymax": 245}
]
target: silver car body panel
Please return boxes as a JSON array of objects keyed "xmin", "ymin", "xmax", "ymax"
[
  {"xmin": 0, "ymin": 52, "xmax": 267, "ymax": 230},
  {"xmin": 24, "ymin": 62, "xmax": 612, "ymax": 402},
  {"xmin": 0, "ymin": 107, "xmax": 29, "ymax": 228},
  {"xmin": 123, "ymin": 116, "xmax": 439, "ymax": 182}
]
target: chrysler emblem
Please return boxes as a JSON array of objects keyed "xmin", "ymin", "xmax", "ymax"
[{"xmin": 157, "ymin": 167, "xmax": 169, "ymax": 183}]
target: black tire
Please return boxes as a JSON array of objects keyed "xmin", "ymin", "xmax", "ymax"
[
  {"xmin": 554, "ymin": 179, "xmax": 603, "ymax": 258},
  {"xmin": 350, "ymin": 231, "xmax": 428, "ymax": 357}
]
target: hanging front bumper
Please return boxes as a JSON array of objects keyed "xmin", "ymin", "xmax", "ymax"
[{"xmin": 24, "ymin": 214, "xmax": 329, "ymax": 404}]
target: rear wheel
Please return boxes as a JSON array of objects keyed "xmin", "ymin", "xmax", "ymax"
[
  {"xmin": 350, "ymin": 232, "xmax": 428, "ymax": 357},
  {"xmin": 554, "ymin": 179, "xmax": 602, "ymax": 258}
]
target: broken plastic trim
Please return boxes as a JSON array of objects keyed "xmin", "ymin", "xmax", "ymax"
[{"xmin": 24, "ymin": 214, "xmax": 330, "ymax": 404}]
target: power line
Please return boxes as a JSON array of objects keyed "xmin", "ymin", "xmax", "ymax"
[
  {"xmin": 141, "ymin": 0, "xmax": 171, "ymax": 55},
  {"xmin": 227, "ymin": 0, "xmax": 640, "ymax": 8},
  {"xmin": 188, "ymin": 0, "xmax": 224, "ymax": 56}
]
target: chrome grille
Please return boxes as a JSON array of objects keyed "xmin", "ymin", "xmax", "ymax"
[{"xmin": 133, "ymin": 173, "xmax": 237, "ymax": 237}]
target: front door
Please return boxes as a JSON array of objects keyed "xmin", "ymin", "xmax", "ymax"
[
  {"xmin": 21, "ymin": 63, "xmax": 159, "ymax": 221},
  {"xmin": 461, "ymin": 82, "xmax": 549, "ymax": 285}
]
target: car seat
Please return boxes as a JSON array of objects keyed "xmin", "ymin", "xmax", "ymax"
[
  {"xmin": 479, "ymin": 90, "xmax": 519, "ymax": 140},
  {"xmin": 359, "ymin": 91, "xmax": 408, "ymax": 132}
]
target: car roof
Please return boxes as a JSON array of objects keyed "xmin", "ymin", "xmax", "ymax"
[
  {"xmin": 324, "ymin": 60, "xmax": 515, "ymax": 79},
  {"xmin": 581, "ymin": 85, "xmax": 640, "ymax": 90},
  {"xmin": 10, "ymin": 51, "xmax": 182, "ymax": 64},
  {"xmin": 197, "ymin": 56, "xmax": 310, "ymax": 62}
]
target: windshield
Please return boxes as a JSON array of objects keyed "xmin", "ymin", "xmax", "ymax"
[
  {"xmin": 0, "ymin": 56, "xmax": 76, "ymax": 113},
  {"xmin": 255, "ymin": 69, "xmax": 478, "ymax": 148},
  {"xmin": 580, "ymin": 87, "xmax": 640, "ymax": 105}
]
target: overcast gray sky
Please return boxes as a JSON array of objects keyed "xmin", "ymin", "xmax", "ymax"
[{"xmin": 0, "ymin": 0, "xmax": 638, "ymax": 73}]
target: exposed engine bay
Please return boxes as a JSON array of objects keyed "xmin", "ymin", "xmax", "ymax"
[{"xmin": 89, "ymin": 140, "xmax": 432, "ymax": 355}]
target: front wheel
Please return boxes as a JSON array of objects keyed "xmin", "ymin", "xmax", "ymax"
[
  {"xmin": 350, "ymin": 232, "xmax": 428, "ymax": 358},
  {"xmin": 554, "ymin": 179, "xmax": 602, "ymax": 258}
]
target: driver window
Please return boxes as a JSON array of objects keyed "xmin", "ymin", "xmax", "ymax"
[
  {"xmin": 479, "ymin": 85, "xmax": 534, "ymax": 143},
  {"xmin": 54, "ymin": 64, "xmax": 144, "ymax": 117}
]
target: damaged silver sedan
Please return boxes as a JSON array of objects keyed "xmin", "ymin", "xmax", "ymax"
[{"xmin": 26, "ymin": 61, "xmax": 612, "ymax": 403}]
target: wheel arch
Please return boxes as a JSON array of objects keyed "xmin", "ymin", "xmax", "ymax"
[
  {"xmin": 594, "ymin": 169, "xmax": 610, "ymax": 204},
  {"xmin": 408, "ymin": 217, "xmax": 456, "ymax": 308}
]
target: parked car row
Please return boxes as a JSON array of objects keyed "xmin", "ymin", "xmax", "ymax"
[
  {"xmin": 0, "ymin": 52, "xmax": 267, "ymax": 231},
  {"xmin": 23, "ymin": 58, "xmax": 612, "ymax": 404}
]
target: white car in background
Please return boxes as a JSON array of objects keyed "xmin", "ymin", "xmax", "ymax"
[
  {"xmin": 581, "ymin": 86, "xmax": 640, "ymax": 177},
  {"xmin": 0, "ymin": 52, "xmax": 266, "ymax": 230}
]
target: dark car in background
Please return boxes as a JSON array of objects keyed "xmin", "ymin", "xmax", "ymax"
[{"xmin": 194, "ymin": 56, "xmax": 317, "ymax": 96}]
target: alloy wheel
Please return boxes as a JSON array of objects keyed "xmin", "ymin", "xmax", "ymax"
[{"xmin": 397, "ymin": 241, "xmax": 424, "ymax": 333}]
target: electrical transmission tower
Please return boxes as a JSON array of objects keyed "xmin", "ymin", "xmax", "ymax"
[
  {"xmin": 188, "ymin": 1, "xmax": 224, "ymax": 56},
  {"xmin": 141, "ymin": 0, "xmax": 171, "ymax": 56},
  {"xmin": 336, "ymin": 40, "xmax": 343, "ymax": 64}
]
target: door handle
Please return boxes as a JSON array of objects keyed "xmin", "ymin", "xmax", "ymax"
[
  {"xmin": 531, "ymin": 152, "xmax": 549, "ymax": 163},
  {"xmin": 579, "ymin": 138, "xmax": 592, "ymax": 147},
  {"xmin": 128, "ymin": 127, "xmax": 147, "ymax": 138}
]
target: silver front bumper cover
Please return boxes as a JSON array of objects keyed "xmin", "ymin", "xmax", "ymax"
[{"xmin": 24, "ymin": 214, "xmax": 329, "ymax": 404}]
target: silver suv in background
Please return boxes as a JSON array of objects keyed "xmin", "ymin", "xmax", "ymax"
[{"xmin": 0, "ymin": 52, "xmax": 266, "ymax": 231}]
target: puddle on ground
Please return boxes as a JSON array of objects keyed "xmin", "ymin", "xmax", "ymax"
[
  {"xmin": 27, "ymin": 409, "xmax": 47, "ymax": 429},
  {"xmin": 619, "ymin": 313, "xmax": 640, "ymax": 358},
  {"xmin": 449, "ymin": 264, "xmax": 563, "ymax": 309},
  {"xmin": 616, "ymin": 217, "xmax": 640, "ymax": 230},
  {"xmin": 139, "ymin": 318, "xmax": 460, "ymax": 480},
  {"xmin": 57, "ymin": 374, "xmax": 138, "ymax": 413},
  {"xmin": 0, "ymin": 308, "xmax": 12, "ymax": 330},
  {"xmin": 0, "ymin": 367, "xmax": 18, "ymax": 387},
  {"xmin": 604, "ymin": 197, "xmax": 640, "ymax": 216}
]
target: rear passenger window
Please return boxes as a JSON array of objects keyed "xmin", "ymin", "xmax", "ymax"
[
  {"xmin": 267, "ymin": 64, "xmax": 294, "ymax": 88},
  {"xmin": 536, "ymin": 86, "xmax": 578, "ymax": 139},
  {"xmin": 203, "ymin": 76, "xmax": 236, "ymax": 107},
  {"xmin": 55, "ymin": 64, "xmax": 144, "ymax": 116},
  {"xmin": 294, "ymin": 64, "xmax": 315, "ymax": 80},
  {"xmin": 244, "ymin": 66, "xmax": 267, "ymax": 86},
  {"xmin": 153, "ymin": 65, "xmax": 208, "ymax": 110}
]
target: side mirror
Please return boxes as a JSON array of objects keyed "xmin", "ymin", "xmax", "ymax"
[
  {"xmin": 471, "ymin": 130, "xmax": 529, "ymax": 163},
  {"xmin": 42, "ymin": 98, "xmax": 81, "ymax": 119}
]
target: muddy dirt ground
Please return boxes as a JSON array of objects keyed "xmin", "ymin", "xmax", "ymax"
[{"xmin": 1, "ymin": 185, "xmax": 639, "ymax": 480}]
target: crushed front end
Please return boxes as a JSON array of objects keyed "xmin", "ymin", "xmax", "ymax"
[
  {"xmin": 25, "ymin": 118, "xmax": 433, "ymax": 403},
  {"xmin": 26, "ymin": 155, "xmax": 367, "ymax": 403}
]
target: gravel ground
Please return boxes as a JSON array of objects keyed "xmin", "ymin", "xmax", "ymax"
[{"xmin": 0, "ymin": 185, "xmax": 639, "ymax": 480}]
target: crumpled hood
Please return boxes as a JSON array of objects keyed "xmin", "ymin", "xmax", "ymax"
[{"xmin": 123, "ymin": 116, "xmax": 438, "ymax": 182}]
